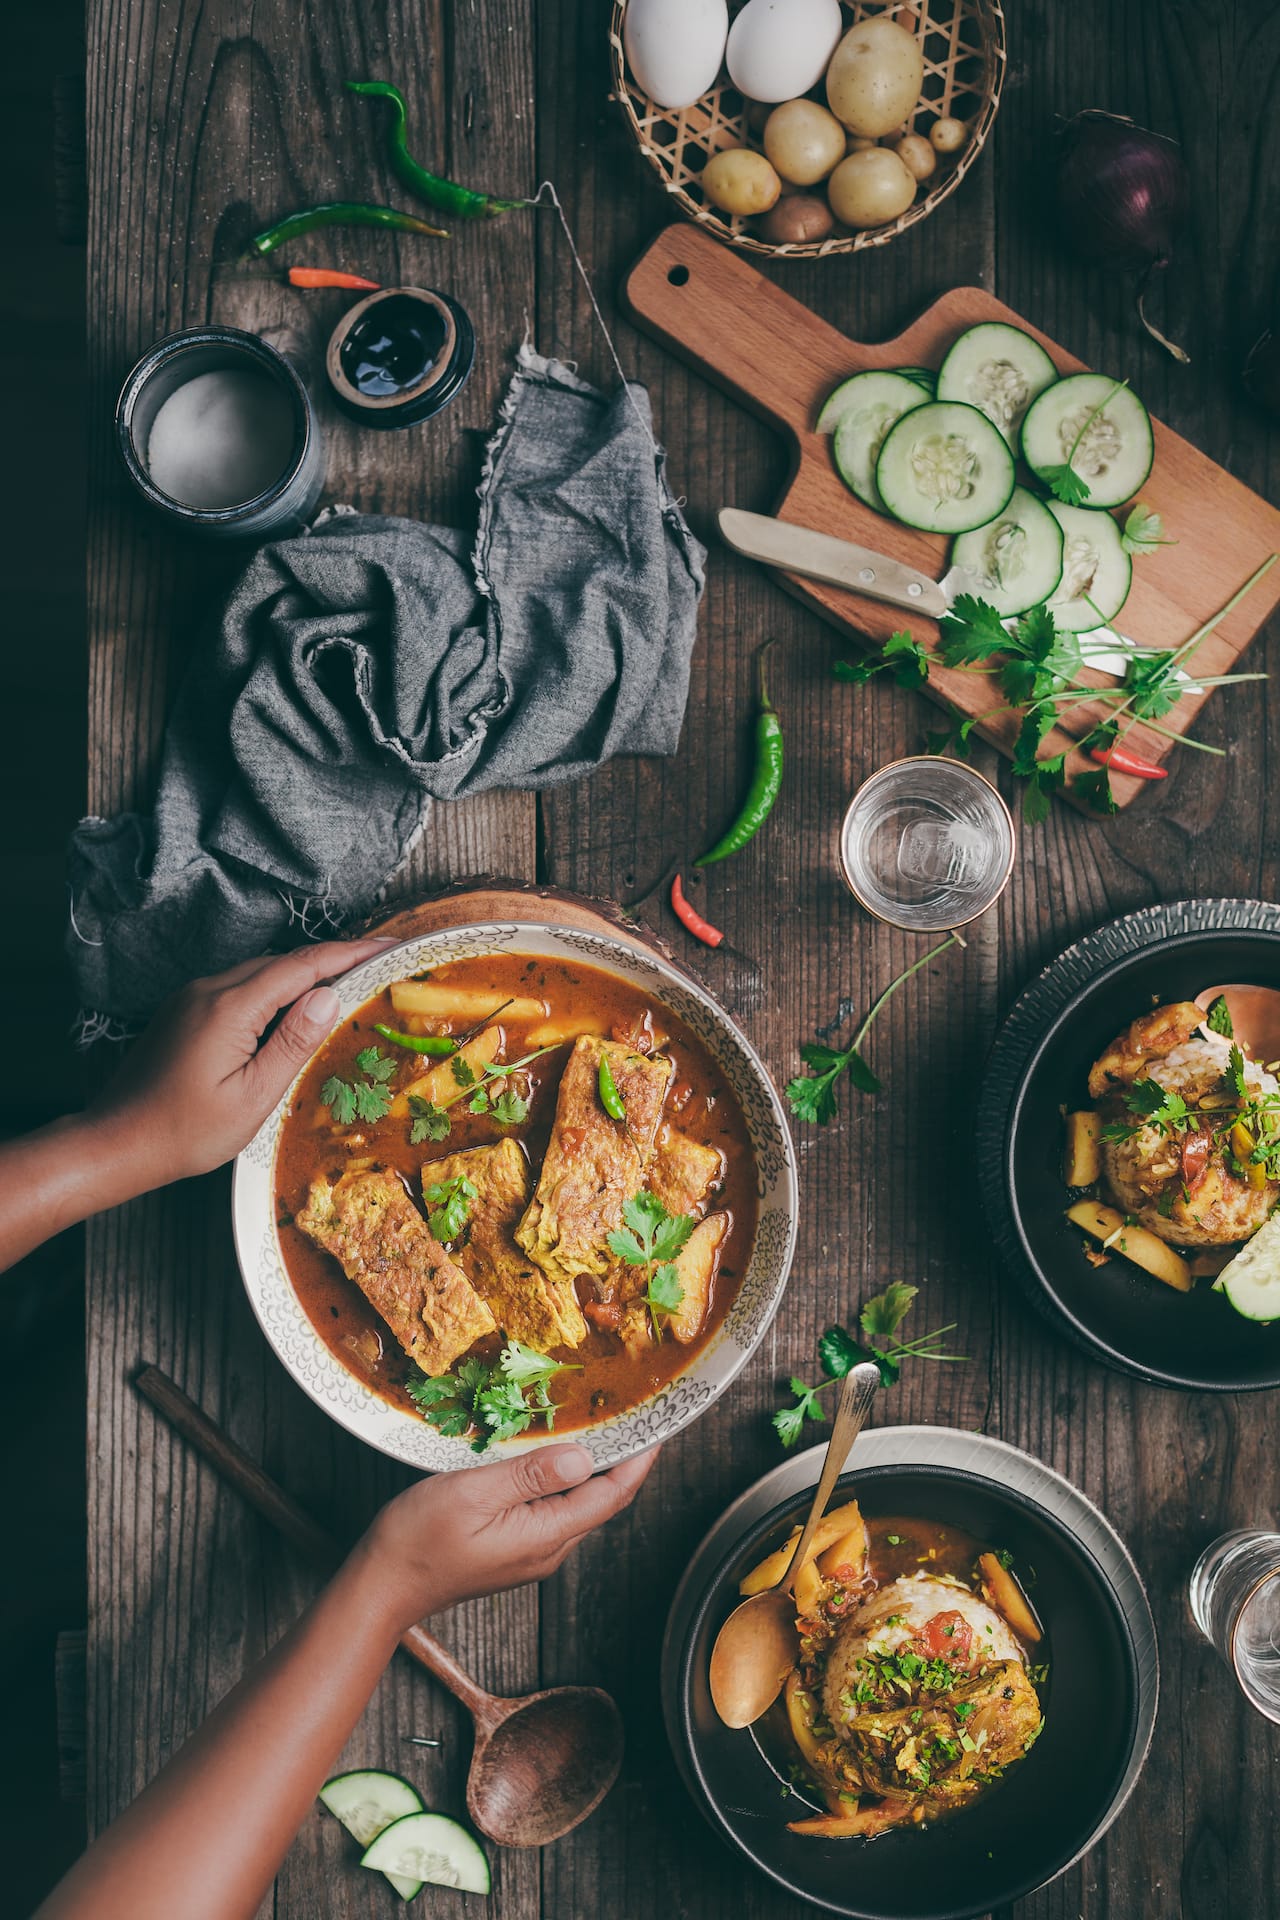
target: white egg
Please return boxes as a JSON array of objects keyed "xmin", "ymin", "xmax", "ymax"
[
  {"xmin": 623, "ymin": 0, "xmax": 729, "ymax": 112},
  {"xmin": 726, "ymin": 0, "xmax": 843, "ymax": 105}
]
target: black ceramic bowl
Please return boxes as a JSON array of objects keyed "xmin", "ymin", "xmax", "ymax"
[
  {"xmin": 671, "ymin": 1460, "xmax": 1146, "ymax": 1920},
  {"xmin": 980, "ymin": 902, "xmax": 1280, "ymax": 1390}
]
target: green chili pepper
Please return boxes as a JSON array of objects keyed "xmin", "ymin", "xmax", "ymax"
[
  {"xmin": 374, "ymin": 1023, "xmax": 457, "ymax": 1056},
  {"xmin": 696, "ymin": 640, "xmax": 784, "ymax": 866},
  {"xmin": 250, "ymin": 201, "xmax": 449, "ymax": 256},
  {"xmin": 348, "ymin": 81, "xmax": 529, "ymax": 220},
  {"xmin": 598, "ymin": 1051, "xmax": 626, "ymax": 1120}
]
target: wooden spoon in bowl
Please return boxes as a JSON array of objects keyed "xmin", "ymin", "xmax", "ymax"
[
  {"xmin": 1195, "ymin": 985, "xmax": 1280, "ymax": 1067},
  {"xmin": 708, "ymin": 1361, "xmax": 880, "ymax": 1730},
  {"xmin": 134, "ymin": 1365, "xmax": 622, "ymax": 1847}
]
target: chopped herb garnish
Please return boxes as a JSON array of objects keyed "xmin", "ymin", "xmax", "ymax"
[
  {"xmin": 407, "ymin": 1094, "xmax": 451, "ymax": 1144},
  {"xmin": 422, "ymin": 1173, "xmax": 478, "ymax": 1243},
  {"xmin": 608, "ymin": 1190, "xmax": 695, "ymax": 1339},
  {"xmin": 1205, "ymin": 994, "xmax": 1234, "ymax": 1039},
  {"xmin": 406, "ymin": 1339, "xmax": 580, "ymax": 1451},
  {"xmin": 320, "ymin": 1045, "xmax": 398, "ymax": 1125}
]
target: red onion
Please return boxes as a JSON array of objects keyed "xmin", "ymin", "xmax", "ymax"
[{"xmin": 1055, "ymin": 109, "xmax": 1190, "ymax": 364}]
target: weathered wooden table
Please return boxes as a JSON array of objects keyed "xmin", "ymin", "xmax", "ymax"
[{"xmin": 85, "ymin": 2, "xmax": 1280, "ymax": 1914}]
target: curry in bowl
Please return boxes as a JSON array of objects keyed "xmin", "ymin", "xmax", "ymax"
[
  {"xmin": 274, "ymin": 951, "xmax": 758, "ymax": 1447},
  {"xmin": 740, "ymin": 1500, "xmax": 1045, "ymax": 1839}
]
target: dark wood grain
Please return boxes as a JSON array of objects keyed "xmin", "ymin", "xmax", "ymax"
[{"xmin": 84, "ymin": 0, "xmax": 1280, "ymax": 1915}]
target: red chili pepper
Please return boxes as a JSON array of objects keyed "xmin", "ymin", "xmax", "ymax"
[
  {"xmin": 670, "ymin": 874, "xmax": 724, "ymax": 948},
  {"xmin": 286, "ymin": 266, "xmax": 381, "ymax": 290},
  {"xmin": 1089, "ymin": 744, "xmax": 1168, "ymax": 780}
]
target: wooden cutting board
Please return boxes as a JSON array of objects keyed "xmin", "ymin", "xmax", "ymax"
[{"xmin": 623, "ymin": 222, "xmax": 1280, "ymax": 807}]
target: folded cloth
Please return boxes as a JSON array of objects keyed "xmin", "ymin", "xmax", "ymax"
[{"xmin": 68, "ymin": 346, "xmax": 705, "ymax": 1022}]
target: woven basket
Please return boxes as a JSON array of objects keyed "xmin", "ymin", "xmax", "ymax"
[{"xmin": 609, "ymin": 0, "xmax": 1006, "ymax": 260}]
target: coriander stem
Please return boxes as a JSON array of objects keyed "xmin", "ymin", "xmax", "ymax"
[
  {"xmin": 852, "ymin": 934, "xmax": 961, "ymax": 1056},
  {"xmin": 1168, "ymin": 555, "xmax": 1277, "ymax": 670}
]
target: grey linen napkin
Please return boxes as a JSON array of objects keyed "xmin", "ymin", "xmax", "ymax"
[{"xmin": 68, "ymin": 346, "xmax": 705, "ymax": 1022}]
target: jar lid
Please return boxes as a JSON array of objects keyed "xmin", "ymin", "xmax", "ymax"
[{"xmin": 325, "ymin": 287, "xmax": 475, "ymax": 429}]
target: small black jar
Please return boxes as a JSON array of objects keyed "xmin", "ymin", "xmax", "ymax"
[{"xmin": 325, "ymin": 287, "xmax": 475, "ymax": 429}]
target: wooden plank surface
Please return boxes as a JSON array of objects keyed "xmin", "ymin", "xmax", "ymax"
[{"xmin": 83, "ymin": 3, "xmax": 1280, "ymax": 1920}]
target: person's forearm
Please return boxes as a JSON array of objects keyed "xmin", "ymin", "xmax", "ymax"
[
  {"xmin": 0, "ymin": 1113, "xmax": 149, "ymax": 1271},
  {"xmin": 36, "ymin": 1536, "xmax": 432, "ymax": 1920}
]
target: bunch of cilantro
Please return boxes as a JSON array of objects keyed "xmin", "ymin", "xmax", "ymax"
[{"xmin": 773, "ymin": 1283, "xmax": 966, "ymax": 1447}]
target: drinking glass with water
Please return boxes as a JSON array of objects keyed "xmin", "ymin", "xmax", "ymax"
[{"xmin": 1189, "ymin": 1530, "xmax": 1280, "ymax": 1722}]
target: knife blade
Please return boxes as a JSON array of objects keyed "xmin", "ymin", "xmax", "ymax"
[
  {"xmin": 718, "ymin": 507, "xmax": 991, "ymax": 620},
  {"xmin": 718, "ymin": 507, "xmax": 1201, "ymax": 691}
]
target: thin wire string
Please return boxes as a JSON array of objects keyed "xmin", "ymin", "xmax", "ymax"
[{"xmin": 531, "ymin": 180, "xmax": 661, "ymax": 457}]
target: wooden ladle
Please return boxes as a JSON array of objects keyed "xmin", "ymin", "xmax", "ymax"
[
  {"xmin": 134, "ymin": 1365, "xmax": 623, "ymax": 1847},
  {"xmin": 1195, "ymin": 985, "xmax": 1280, "ymax": 1067},
  {"xmin": 708, "ymin": 1360, "xmax": 880, "ymax": 1730}
]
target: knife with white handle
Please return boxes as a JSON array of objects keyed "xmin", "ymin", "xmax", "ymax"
[
  {"xmin": 718, "ymin": 507, "xmax": 1201, "ymax": 690},
  {"xmin": 718, "ymin": 507, "xmax": 992, "ymax": 619}
]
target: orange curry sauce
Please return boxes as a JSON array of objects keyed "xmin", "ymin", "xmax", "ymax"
[{"xmin": 273, "ymin": 955, "xmax": 758, "ymax": 1431}]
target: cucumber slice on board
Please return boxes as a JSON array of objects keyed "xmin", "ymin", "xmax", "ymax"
[
  {"xmin": 1045, "ymin": 502, "xmax": 1132, "ymax": 632},
  {"xmin": 950, "ymin": 486, "xmax": 1065, "ymax": 617},
  {"xmin": 361, "ymin": 1812, "xmax": 492, "ymax": 1896},
  {"xmin": 1214, "ymin": 1213, "xmax": 1280, "ymax": 1323},
  {"xmin": 1021, "ymin": 372, "xmax": 1154, "ymax": 509},
  {"xmin": 875, "ymin": 400, "xmax": 1016, "ymax": 535},
  {"xmin": 319, "ymin": 1771, "xmax": 425, "ymax": 1902},
  {"xmin": 893, "ymin": 364, "xmax": 937, "ymax": 396},
  {"xmin": 936, "ymin": 322, "xmax": 1058, "ymax": 449},
  {"xmin": 819, "ymin": 371, "xmax": 929, "ymax": 514}
]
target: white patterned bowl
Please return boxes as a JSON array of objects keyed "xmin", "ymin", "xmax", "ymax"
[{"xmin": 232, "ymin": 921, "xmax": 798, "ymax": 1470}]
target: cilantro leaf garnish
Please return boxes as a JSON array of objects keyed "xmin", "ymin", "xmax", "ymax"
[
  {"xmin": 1121, "ymin": 502, "xmax": 1175, "ymax": 557},
  {"xmin": 608, "ymin": 1191, "xmax": 695, "ymax": 1339},
  {"xmin": 489, "ymin": 1088, "xmax": 528, "ymax": 1126},
  {"xmin": 1205, "ymin": 995, "xmax": 1234, "ymax": 1039},
  {"xmin": 833, "ymin": 629, "xmax": 929, "ymax": 690},
  {"xmin": 1038, "ymin": 461, "xmax": 1092, "ymax": 508},
  {"xmin": 786, "ymin": 936, "xmax": 962, "ymax": 1123},
  {"xmin": 407, "ymin": 1094, "xmax": 450, "ymax": 1144},
  {"xmin": 772, "ymin": 1295, "xmax": 967, "ymax": 1445},
  {"xmin": 1102, "ymin": 1077, "xmax": 1193, "ymax": 1143},
  {"xmin": 320, "ymin": 1047, "xmax": 398, "ymax": 1127},
  {"xmin": 406, "ymin": 1340, "xmax": 580, "ymax": 1451},
  {"xmin": 1227, "ymin": 1043, "xmax": 1248, "ymax": 1099},
  {"xmin": 320, "ymin": 1076, "xmax": 357, "ymax": 1127},
  {"xmin": 422, "ymin": 1173, "xmax": 478, "ymax": 1243},
  {"xmin": 451, "ymin": 1056, "xmax": 477, "ymax": 1088}
]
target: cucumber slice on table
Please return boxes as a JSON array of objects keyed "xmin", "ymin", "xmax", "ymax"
[
  {"xmin": 950, "ymin": 485, "xmax": 1065, "ymax": 617},
  {"xmin": 361, "ymin": 1812, "xmax": 492, "ymax": 1897},
  {"xmin": 818, "ymin": 370, "xmax": 929, "ymax": 514},
  {"xmin": 874, "ymin": 400, "xmax": 1016, "ymax": 535},
  {"xmin": 319, "ymin": 1770, "xmax": 426, "ymax": 1902},
  {"xmin": 1214, "ymin": 1213, "xmax": 1280, "ymax": 1323},
  {"xmin": 1021, "ymin": 372, "xmax": 1154, "ymax": 509},
  {"xmin": 1045, "ymin": 502, "xmax": 1132, "ymax": 633},
  {"xmin": 936, "ymin": 321, "xmax": 1058, "ymax": 449}
]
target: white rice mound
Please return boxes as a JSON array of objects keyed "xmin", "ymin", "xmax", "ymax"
[
  {"xmin": 820, "ymin": 1572, "xmax": 1024, "ymax": 1735},
  {"xmin": 1101, "ymin": 1034, "xmax": 1279, "ymax": 1247}
]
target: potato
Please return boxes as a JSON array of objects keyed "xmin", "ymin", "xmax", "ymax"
[
  {"xmin": 701, "ymin": 146, "xmax": 782, "ymax": 216},
  {"xmin": 891, "ymin": 131, "xmax": 936, "ymax": 182},
  {"xmin": 977, "ymin": 1551, "xmax": 1042, "ymax": 1645},
  {"xmin": 793, "ymin": 1555, "xmax": 825, "ymax": 1619},
  {"xmin": 817, "ymin": 1517, "xmax": 868, "ymax": 1582},
  {"xmin": 825, "ymin": 17, "xmax": 924, "ymax": 138},
  {"xmin": 826, "ymin": 148, "xmax": 916, "ymax": 229},
  {"xmin": 1066, "ymin": 1199, "xmax": 1193, "ymax": 1292},
  {"xmin": 737, "ymin": 1499, "xmax": 865, "ymax": 1594},
  {"xmin": 784, "ymin": 1671, "xmax": 828, "ymax": 1773},
  {"xmin": 758, "ymin": 193, "xmax": 836, "ymax": 245},
  {"xmin": 1063, "ymin": 1110, "xmax": 1102, "ymax": 1188},
  {"xmin": 930, "ymin": 114, "xmax": 969, "ymax": 155},
  {"xmin": 395, "ymin": 1025, "xmax": 502, "ymax": 1114},
  {"xmin": 763, "ymin": 99, "xmax": 847, "ymax": 185},
  {"xmin": 389, "ymin": 981, "xmax": 548, "ymax": 1023}
]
